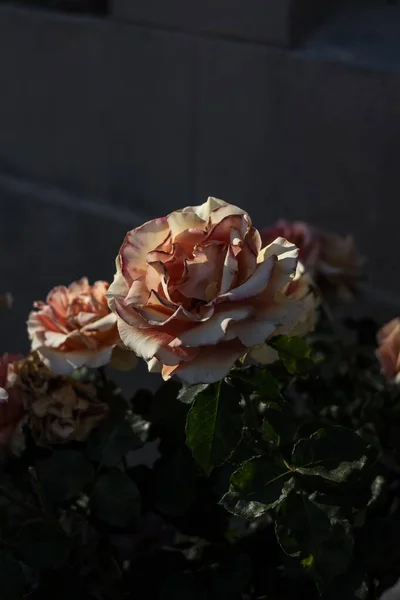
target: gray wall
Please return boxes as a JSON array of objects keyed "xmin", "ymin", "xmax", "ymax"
[{"xmin": 1, "ymin": 2, "xmax": 400, "ymax": 365}]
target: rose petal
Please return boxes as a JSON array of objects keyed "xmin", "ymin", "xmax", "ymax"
[
  {"xmin": 169, "ymin": 306, "xmax": 252, "ymax": 348},
  {"xmin": 162, "ymin": 341, "xmax": 246, "ymax": 384},
  {"xmin": 218, "ymin": 255, "xmax": 276, "ymax": 302}
]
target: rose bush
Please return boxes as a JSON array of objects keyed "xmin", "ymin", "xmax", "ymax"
[
  {"xmin": 28, "ymin": 278, "xmax": 121, "ymax": 375},
  {"xmin": 1, "ymin": 197, "xmax": 399, "ymax": 600},
  {"xmin": 107, "ymin": 197, "xmax": 310, "ymax": 384}
]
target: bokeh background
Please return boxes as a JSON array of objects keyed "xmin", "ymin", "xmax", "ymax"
[{"xmin": 1, "ymin": 0, "xmax": 400, "ymax": 367}]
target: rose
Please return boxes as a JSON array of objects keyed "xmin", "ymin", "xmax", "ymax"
[
  {"xmin": 107, "ymin": 197, "xmax": 308, "ymax": 384},
  {"xmin": 28, "ymin": 278, "xmax": 123, "ymax": 375},
  {"xmin": 261, "ymin": 221, "xmax": 320, "ymax": 277},
  {"xmin": 261, "ymin": 220, "xmax": 363, "ymax": 299},
  {"xmin": 317, "ymin": 232, "xmax": 364, "ymax": 300},
  {"xmin": 16, "ymin": 353, "xmax": 108, "ymax": 445},
  {"xmin": 249, "ymin": 262, "xmax": 319, "ymax": 365},
  {"xmin": 376, "ymin": 319, "xmax": 400, "ymax": 383},
  {"xmin": 0, "ymin": 354, "xmax": 25, "ymax": 449}
]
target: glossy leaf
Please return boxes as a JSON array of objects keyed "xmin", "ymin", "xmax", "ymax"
[
  {"xmin": 292, "ymin": 426, "xmax": 370, "ymax": 483},
  {"xmin": 186, "ymin": 382, "xmax": 243, "ymax": 475},
  {"xmin": 220, "ymin": 456, "xmax": 294, "ymax": 519}
]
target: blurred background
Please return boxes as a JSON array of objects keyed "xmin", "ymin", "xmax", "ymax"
[{"xmin": 1, "ymin": 0, "xmax": 400, "ymax": 363}]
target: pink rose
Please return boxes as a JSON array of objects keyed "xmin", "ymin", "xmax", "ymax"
[
  {"xmin": 28, "ymin": 278, "xmax": 121, "ymax": 375},
  {"xmin": 0, "ymin": 354, "xmax": 25, "ymax": 447},
  {"xmin": 107, "ymin": 197, "xmax": 308, "ymax": 384},
  {"xmin": 261, "ymin": 221, "xmax": 320, "ymax": 277},
  {"xmin": 376, "ymin": 319, "xmax": 400, "ymax": 383}
]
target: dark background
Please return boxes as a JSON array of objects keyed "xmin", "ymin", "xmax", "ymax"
[{"xmin": 1, "ymin": 0, "xmax": 400, "ymax": 367}]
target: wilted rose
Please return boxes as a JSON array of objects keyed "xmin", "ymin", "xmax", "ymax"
[
  {"xmin": 16, "ymin": 353, "xmax": 108, "ymax": 445},
  {"xmin": 28, "ymin": 278, "xmax": 122, "ymax": 375},
  {"xmin": 0, "ymin": 354, "xmax": 25, "ymax": 449},
  {"xmin": 317, "ymin": 232, "xmax": 364, "ymax": 299},
  {"xmin": 376, "ymin": 319, "xmax": 400, "ymax": 383},
  {"xmin": 107, "ymin": 197, "xmax": 308, "ymax": 384},
  {"xmin": 0, "ymin": 293, "xmax": 12, "ymax": 309},
  {"xmin": 261, "ymin": 221, "xmax": 320, "ymax": 277}
]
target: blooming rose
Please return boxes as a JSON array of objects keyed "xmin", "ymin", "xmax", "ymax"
[
  {"xmin": 261, "ymin": 221, "xmax": 320, "ymax": 277},
  {"xmin": 28, "ymin": 278, "xmax": 122, "ymax": 375},
  {"xmin": 16, "ymin": 353, "xmax": 108, "ymax": 445},
  {"xmin": 0, "ymin": 354, "xmax": 25, "ymax": 448},
  {"xmin": 376, "ymin": 319, "xmax": 400, "ymax": 383},
  {"xmin": 107, "ymin": 197, "xmax": 308, "ymax": 384},
  {"xmin": 0, "ymin": 293, "xmax": 12, "ymax": 309}
]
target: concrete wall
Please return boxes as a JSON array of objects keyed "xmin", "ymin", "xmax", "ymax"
[{"xmin": 1, "ymin": 2, "xmax": 400, "ymax": 365}]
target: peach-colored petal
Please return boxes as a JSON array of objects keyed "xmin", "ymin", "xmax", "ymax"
[
  {"xmin": 218, "ymin": 255, "xmax": 276, "ymax": 302},
  {"xmin": 220, "ymin": 246, "xmax": 239, "ymax": 295},
  {"xmin": 169, "ymin": 306, "xmax": 252, "ymax": 348},
  {"xmin": 167, "ymin": 210, "xmax": 206, "ymax": 239},
  {"xmin": 121, "ymin": 218, "xmax": 170, "ymax": 282},
  {"xmin": 177, "ymin": 243, "xmax": 224, "ymax": 302},
  {"xmin": 182, "ymin": 197, "xmax": 227, "ymax": 221},
  {"xmin": 163, "ymin": 341, "xmax": 246, "ymax": 384}
]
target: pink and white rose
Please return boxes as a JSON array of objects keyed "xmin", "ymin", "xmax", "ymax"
[
  {"xmin": 28, "ymin": 278, "xmax": 121, "ymax": 375},
  {"xmin": 376, "ymin": 319, "xmax": 400, "ymax": 383},
  {"xmin": 261, "ymin": 221, "xmax": 320, "ymax": 277},
  {"xmin": 261, "ymin": 220, "xmax": 364, "ymax": 298},
  {"xmin": 107, "ymin": 197, "xmax": 308, "ymax": 384}
]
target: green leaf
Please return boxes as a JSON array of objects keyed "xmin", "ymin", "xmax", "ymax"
[
  {"xmin": 177, "ymin": 383, "xmax": 209, "ymax": 404},
  {"xmin": 36, "ymin": 450, "xmax": 94, "ymax": 503},
  {"xmin": 292, "ymin": 426, "xmax": 370, "ymax": 483},
  {"xmin": 261, "ymin": 401, "xmax": 297, "ymax": 447},
  {"xmin": 16, "ymin": 519, "xmax": 71, "ymax": 570},
  {"xmin": 87, "ymin": 412, "xmax": 143, "ymax": 467},
  {"xmin": 186, "ymin": 381, "xmax": 243, "ymax": 475},
  {"xmin": 90, "ymin": 471, "xmax": 140, "ymax": 527},
  {"xmin": 232, "ymin": 368, "xmax": 281, "ymax": 401},
  {"xmin": 220, "ymin": 456, "xmax": 294, "ymax": 519},
  {"xmin": 253, "ymin": 369, "xmax": 282, "ymax": 400},
  {"xmin": 270, "ymin": 336, "xmax": 313, "ymax": 374},
  {"xmin": 153, "ymin": 447, "xmax": 197, "ymax": 517},
  {"xmin": 0, "ymin": 552, "xmax": 26, "ymax": 600},
  {"xmin": 276, "ymin": 492, "xmax": 353, "ymax": 589}
]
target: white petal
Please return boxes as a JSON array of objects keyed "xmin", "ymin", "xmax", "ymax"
[
  {"xmin": 249, "ymin": 344, "xmax": 279, "ymax": 365},
  {"xmin": 169, "ymin": 306, "xmax": 252, "ymax": 348},
  {"xmin": 218, "ymin": 256, "xmax": 276, "ymax": 302}
]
